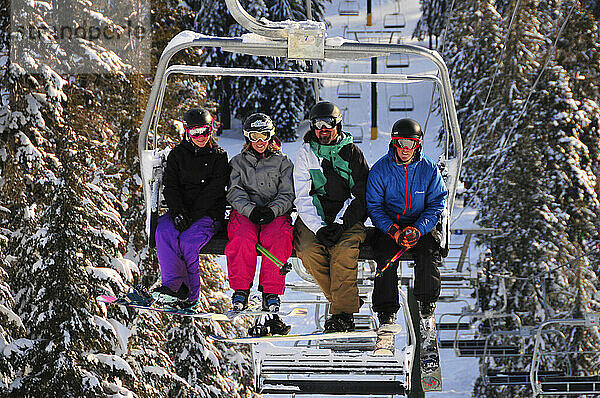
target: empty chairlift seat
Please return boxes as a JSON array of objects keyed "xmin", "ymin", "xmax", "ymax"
[
  {"xmin": 345, "ymin": 124, "xmax": 364, "ymax": 143},
  {"xmin": 337, "ymin": 81, "xmax": 362, "ymax": 99},
  {"xmin": 338, "ymin": 0, "xmax": 360, "ymax": 16},
  {"xmin": 383, "ymin": 13, "xmax": 406, "ymax": 29},
  {"xmin": 388, "ymin": 94, "xmax": 414, "ymax": 112},
  {"xmin": 386, "ymin": 53, "xmax": 410, "ymax": 68}
]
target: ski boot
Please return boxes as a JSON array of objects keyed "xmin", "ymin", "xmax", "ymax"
[
  {"xmin": 324, "ymin": 312, "xmax": 355, "ymax": 333},
  {"xmin": 262, "ymin": 293, "xmax": 281, "ymax": 313},
  {"xmin": 231, "ymin": 289, "xmax": 250, "ymax": 312},
  {"xmin": 152, "ymin": 284, "xmax": 189, "ymax": 305},
  {"xmin": 248, "ymin": 314, "xmax": 291, "ymax": 337}
]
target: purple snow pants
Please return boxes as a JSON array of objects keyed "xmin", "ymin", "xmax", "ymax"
[{"xmin": 155, "ymin": 212, "xmax": 220, "ymax": 301}]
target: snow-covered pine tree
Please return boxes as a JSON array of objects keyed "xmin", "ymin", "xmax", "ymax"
[
  {"xmin": 474, "ymin": 60, "xmax": 600, "ymax": 398},
  {"xmin": 413, "ymin": 0, "xmax": 452, "ymax": 49},
  {"xmin": 468, "ymin": 2, "xmax": 600, "ymax": 396},
  {"xmin": 460, "ymin": 0, "xmax": 543, "ymax": 205},
  {"xmin": 442, "ymin": 0, "xmax": 503, "ymax": 164}
]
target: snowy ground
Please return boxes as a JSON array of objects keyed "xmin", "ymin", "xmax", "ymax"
[{"xmin": 211, "ymin": 0, "xmax": 482, "ymax": 396}]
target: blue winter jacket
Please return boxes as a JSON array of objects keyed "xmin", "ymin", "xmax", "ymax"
[{"xmin": 366, "ymin": 146, "xmax": 448, "ymax": 236}]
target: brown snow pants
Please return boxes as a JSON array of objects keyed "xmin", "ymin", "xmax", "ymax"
[{"xmin": 293, "ymin": 218, "xmax": 366, "ymax": 314}]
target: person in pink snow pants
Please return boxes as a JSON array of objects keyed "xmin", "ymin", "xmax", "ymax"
[{"xmin": 225, "ymin": 113, "xmax": 294, "ymax": 336}]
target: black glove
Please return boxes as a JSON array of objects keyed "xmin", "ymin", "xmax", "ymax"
[
  {"xmin": 172, "ymin": 212, "xmax": 192, "ymax": 232},
  {"xmin": 316, "ymin": 223, "xmax": 344, "ymax": 247},
  {"xmin": 249, "ymin": 206, "xmax": 276, "ymax": 225},
  {"xmin": 249, "ymin": 207, "xmax": 263, "ymax": 224},
  {"xmin": 258, "ymin": 207, "xmax": 276, "ymax": 225}
]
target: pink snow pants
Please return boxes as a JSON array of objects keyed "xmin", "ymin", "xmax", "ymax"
[{"xmin": 225, "ymin": 210, "xmax": 293, "ymax": 295}]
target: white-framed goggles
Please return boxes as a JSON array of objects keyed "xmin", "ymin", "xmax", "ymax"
[{"xmin": 244, "ymin": 129, "xmax": 273, "ymax": 142}]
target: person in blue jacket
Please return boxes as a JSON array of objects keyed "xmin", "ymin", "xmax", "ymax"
[{"xmin": 366, "ymin": 118, "xmax": 448, "ymax": 326}]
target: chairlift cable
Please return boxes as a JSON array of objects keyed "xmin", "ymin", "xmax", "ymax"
[{"xmin": 452, "ymin": 1, "xmax": 577, "ymax": 226}]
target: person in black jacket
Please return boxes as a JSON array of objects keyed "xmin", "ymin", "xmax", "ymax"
[{"xmin": 152, "ymin": 107, "xmax": 229, "ymax": 309}]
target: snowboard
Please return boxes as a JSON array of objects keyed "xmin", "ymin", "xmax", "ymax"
[
  {"xmin": 97, "ymin": 294, "xmax": 307, "ymax": 321},
  {"xmin": 97, "ymin": 294, "xmax": 230, "ymax": 320},
  {"xmin": 419, "ymin": 315, "xmax": 442, "ymax": 392},
  {"xmin": 373, "ymin": 324, "xmax": 403, "ymax": 356},
  {"xmin": 209, "ymin": 329, "xmax": 379, "ymax": 344}
]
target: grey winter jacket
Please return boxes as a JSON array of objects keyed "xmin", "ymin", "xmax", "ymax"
[{"xmin": 227, "ymin": 148, "xmax": 295, "ymax": 218}]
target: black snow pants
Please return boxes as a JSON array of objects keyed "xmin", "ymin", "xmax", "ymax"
[{"xmin": 371, "ymin": 227, "xmax": 442, "ymax": 313}]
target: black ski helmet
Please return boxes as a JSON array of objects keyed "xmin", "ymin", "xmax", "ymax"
[
  {"xmin": 391, "ymin": 118, "xmax": 423, "ymax": 139},
  {"xmin": 184, "ymin": 107, "xmax": 213, "ymax": 128},
  {"xmin": 309, "ymin": 101, "xmax": 343, "ymax": 131},
  {"xmin": 243, "ymin": 113, "xmax": 275, "ymax": 142}
]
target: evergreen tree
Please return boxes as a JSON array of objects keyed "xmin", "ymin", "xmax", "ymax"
[
  {"xmin": 442, "ymin": 0, "xmax": 503, "ymax": 168},
  {"xmin": 413, "ymin": 0, "xmax": 452, "ymax": 49}
]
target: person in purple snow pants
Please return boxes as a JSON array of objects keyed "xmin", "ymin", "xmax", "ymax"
[
  {"xmin": 152, "ymin": 107, "xmax": 229, "ymax": 310},
  {"xmin": 225, "ymin": 113, "xmax": 295, "ymax": 336}
]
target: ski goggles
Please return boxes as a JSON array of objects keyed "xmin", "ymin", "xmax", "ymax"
[
  {"xmin": 312, "ymin": 117, "xmax": 337, "ymax": 130},
  {"xmin": 244, "ymin": 130, "xmax": 272, "ymax": 142},
  {"xmin": 392, "ymin": 137, "xmax": 422, "ymax": 150},
  {"xmin": 186, "ymin": 124, "xmax": 212, "ymax": 138}
]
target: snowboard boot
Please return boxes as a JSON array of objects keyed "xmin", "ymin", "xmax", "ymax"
[
  {"xmin": 124, "ymin": 285, "xmax": 153, "ymax": 306},
  {"xmin": 323, "ymin": 312, "xmax": 355, "ymax": 333},
  {"xmin": 248, "ymin": 314, "xmax": 291, "ymax": 337},
  {"xmin": 419, "ymin": 301, "xmax": 436, "ymax": 318},
  {"xmin": 152, "ymin": 284, "xmax": 189, "ymax": 304},
  {"xmin": 377, "ymin": 311, "xmax": 397, "ymax": 326},
  {"xmin": 262, "ymin": 293, "xmax": 281, "ymax": 313},
  {"xmin": 231, "ymin": 289, "xmax": 250, "ymax": 312},
  {"xmin": 419, "ymin": 302, "xmax": 437, "ymax": 350}
]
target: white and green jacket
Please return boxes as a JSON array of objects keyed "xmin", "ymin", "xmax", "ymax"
[{"xmin": 293, "ymin": 131, "xmax": 369, "ymax": 233}]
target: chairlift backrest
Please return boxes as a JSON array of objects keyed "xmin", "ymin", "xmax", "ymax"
[{"xmin": 138, "ymin": 0, "xmax": 463, "ymax": 249}]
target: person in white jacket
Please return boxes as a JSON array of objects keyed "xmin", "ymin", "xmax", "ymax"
[{"xmin": 293, "ymin": 101, "xmax": 370, "ymax": 333}]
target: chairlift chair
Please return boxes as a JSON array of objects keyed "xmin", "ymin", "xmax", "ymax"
[
  {"xmin": 345, "ymin": 124, "xmax": 365, "ymax": 143},
  {"xmin": 338, "ymin": 0, "xmax": 360, "ymax": 16},
  {"xmin": 345, "ymin": 28, "xmax": 401, "ymax": 44},
  {"xmin": 337, "ymin": 81, "xmax": 362, "ymax": 99},
  {"xmin": 139, "ymin": 0, "xmax": 464, "ymax": 392},
  {"xmin": 383, "ymin": 13, "xmax": 406, "ymax": 29},
  {"xmin": 388, "ymin": 93, "xmax": 414, "ymax": 112},
  {"xmin": 386, "ymin": 53, "xmax": 410, "ymax": 68},
  {"xmin": 530, "ymin": 313, "xmax": 600, "ymax": 396}
]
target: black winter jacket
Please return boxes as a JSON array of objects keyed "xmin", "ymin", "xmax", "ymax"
[{"xmin": 163, "ymin": 139, "xmax": 229, "ymax": 222}]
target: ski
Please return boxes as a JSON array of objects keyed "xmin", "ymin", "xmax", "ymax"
[
  {"xmin": 419, "ymin": 315, "xmax": 442, "ymax": 391},
  {"xmin": 209, "ymin": 330, "xmax": 379, "ymax": 344},
  {"xmin": 373, "ymin": 324, "xmax": 403, "ymax": 356}
]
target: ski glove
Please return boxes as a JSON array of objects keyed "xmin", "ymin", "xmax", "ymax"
[
  {"xmin": 401, "ymin": 226, "xmax": 421, "ymax": 248},
  {"xmin": 249, "ymin": 206, "xmax": 276, "ymax": 225},
  {"xmin": 388, "ymin": 223, "xmax": 403, "ymax": 245},
  {"xmin": 173, "ymin": 212, "xmax": 192, "ymax": 232},
  {"xmin": 316, "ymin": 223, "xmax": 344, "ymax": 248},
  {"xmin": 257, "ymin": 206, "xmax": 276, "ymax": 225}
]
